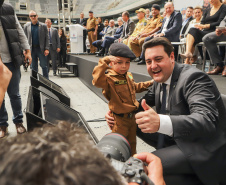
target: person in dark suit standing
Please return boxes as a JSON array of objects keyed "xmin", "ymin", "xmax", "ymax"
[
  {"xmin": 116, "ymin": 11, "xmax": 135, "ymax": 43},
  {"xmin": 24, "ymin": 10, "xmax": 49, "ymax": 79},
  {"xmin": 45, "ymin": 19, "xmax": 60, "ymax": 76},
  {"xmin": 78, "ymin": 12, "xmax": 87, "ymax": 27},
  {"xmin": 106, "ymin": 37, "xmax": 226, "ymax": 185},
  {"xmin": 58, "ymin": 28, "xmax": 67, "ymax": 67}
]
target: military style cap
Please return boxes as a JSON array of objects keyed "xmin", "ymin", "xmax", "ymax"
[
  {"xmin": 152, "ymin": 4, "xmax": 160, "ymax": 11},
  {"xmin": 89, "ymin": 10, "xmax": 93, "ymax": 13},
  {"xmin": 109, "ymin": 43, "xmax": 136, "ymax": 60},
  {"xmin": 135, "ymin": 8, "xmax": 146, "ymax": 14}
]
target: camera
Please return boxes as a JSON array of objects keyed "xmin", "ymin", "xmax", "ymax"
[{"xmin": 97, "ymin": 133, "xmax": 154, "ymax": 185}]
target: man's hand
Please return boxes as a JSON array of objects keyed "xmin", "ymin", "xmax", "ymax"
[
  {"xmin": 0, "ymin": 59, "xmax": 12, "ymax": 108},
  {"xmin": 105, "ymin": 110, "xmax": 115, "ymax": 130},
  {"xmin": 24, "ymin": 49, "xmax": 32, "ymax": 65},
  {"xmin": 94, "ymin": 31, "xmax": 97, "ymax": 36},
  {"xmin": 44, "ymin": 50, "xmax": 49, "ymax": 56},
  {"xmin": 134, "ymin": 152, "xmax": 166, "ymax": 185},
  {"xmin": 57, "ymin": 48, "xmax": 60, "ymax": 53},
  {"xmin": 216, "ymin": 29, "xmax": 223, "ymax": 36},
  {"xmin": 135, "ymin": 99, "xmax": 160, "ymax": 133}
]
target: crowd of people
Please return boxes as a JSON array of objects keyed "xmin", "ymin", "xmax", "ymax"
[{"xmin": 0, "ymin": 0, "xmax": 226, "ymax": 184}]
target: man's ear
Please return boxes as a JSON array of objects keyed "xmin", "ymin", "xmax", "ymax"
[{"xmin": 170, "ymin": 51, "xmax": 175, "ymax": 61}]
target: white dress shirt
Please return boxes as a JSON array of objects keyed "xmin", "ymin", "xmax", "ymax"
[
  {"xmin": 158, "ymin": 75, "xmax": 173, "ymax": 137},
  {"xmin": 161, "ymin": 16, "xmax": 170, "ymax": 35}
]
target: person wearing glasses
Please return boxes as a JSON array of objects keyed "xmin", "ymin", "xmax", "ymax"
[{"xmin": 24, "ymin": 10, "xmax": 50, "ymax": 79}]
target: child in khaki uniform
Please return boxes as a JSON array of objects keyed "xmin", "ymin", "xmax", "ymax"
[{"xmin": 92, "ymin": 43, "xmax": 154, "ymax": 155}]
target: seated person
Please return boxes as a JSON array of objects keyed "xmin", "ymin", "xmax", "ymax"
[
  {"xmin": 181, "ymin": 1, "xmax": 226, "ymax": 64},
  {"xmin": 139, "ymin": 2, "xmax": 182, "ymax": 63},
  {"xmin": 92, "ymin": 19, "xmax": 116, "ymax": 56},
  {"xmin": 130, "ymin": 4, "xmax": 163, "ymax": 64},
  {"xmin": 180, "ymin": 7, "xmax": 194, "ymax": 39},
  {"xmin": 203, "ymin": 15, "xmax": 226, "ymax": 76},
  {"xmin": 123, "ymin": 8, "xmax": 147, "ymax": 49},
  {"xmin": 98, "ymin": 19, "xmax": 109, "ymax": 40},
  {"xmin": 97, "ymin": 17, "xmax": 123, "ymax": 56},
  {"xmin": 0, "ymin": 121, "xmax": 165, "ymax": 185},
  {"xmin": 92, "ymin": 43, "xmax": 154, "ymax": 155},
  {"xmin": 116, "ymin": 11, "xmax": 135, "ymax": 44}
]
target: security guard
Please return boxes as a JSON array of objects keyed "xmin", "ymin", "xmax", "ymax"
[
  {"xmin": 92, "ymin": 43, "xmax": 154, "ymax": 155},
  {"xmin": 130, "ymin": 4, "xmax": 163, "ymax": 59},
  {"xmin": 123, "ymin": 8, "xmax": 147, "ymax": 49},
  {"xmin": 86, "ymin": 10, "xmax": 98, "ymax": 54}
]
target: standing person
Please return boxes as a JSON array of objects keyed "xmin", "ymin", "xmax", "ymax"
[
  {"xmin": 92, "ymin": 43, "xmax": 154, "ymax": 155},
  {"xmin": 0, "ymin": 0, "xmax": 31, "ymax": 138},
  {"xmin": 58, "ymin": 28, "xmax": 67, "ymax": 67},
  {"xmin": 45, "ymin": 19, "xmax": 60, "ymax": 76},
  {"xmin": 203, "ymin": 16, "xmax": 226, "ymax": 76},
  {"xmin": 86, "ymin": 10, "xmax": 98, "ymax": 54},
  {"xmin": 24, "ymin": 10, "xmax": 49, "ymax": 79},
  {"xmin": 78, "ymin": 12, "xmax": 87, "ymax": 27}
]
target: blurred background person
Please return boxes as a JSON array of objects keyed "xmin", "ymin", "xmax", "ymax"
[
  {"xmin": 97, "ymin": 17, "xmax": 104, "ymax": 40},
  {"xmin": 180, "ymin": 7, "xmax": 194, "ymax": 39},
  {"xmin": 58, "ymin": 28, "xmax": 67, "ymax": 67},
  {"xmin": 145, "ymin": 8, "xmax": 151, "ymax": 19}
]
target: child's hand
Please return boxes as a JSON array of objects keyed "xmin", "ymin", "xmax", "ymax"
[{"xmin": 108, "ymin": 56, "xmax": 120, "ymax": 65}]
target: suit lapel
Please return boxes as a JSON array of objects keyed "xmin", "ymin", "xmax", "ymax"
[{"xmin": 168, "ymin": 63, "xmax": 182, "ymax": 110}]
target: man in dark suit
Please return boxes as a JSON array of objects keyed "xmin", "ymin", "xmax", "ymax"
[
  {"xmin": 45, "ymin": 19, "xmax": 60, "ymax": 76},
  {"xmin": 106, "ymin": 37, "xmax": 226, "ymax": 185},
  {"xmin": 78, "ymin": 12, "xmax": 87, "ymax": 27},
  {"xmin": 116, "ymin": 11, "xmax": 135, "ymax": 43},
  {"xmin": 180, "ymin": 7, "xmax": 194, "ymax": 39},
  {"xmin": 24, "ymin": 10, "xmax": 49, "ymax": 79}
]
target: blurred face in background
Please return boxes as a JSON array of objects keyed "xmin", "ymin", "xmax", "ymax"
[
  {"xmin": 118, "ymin": 19, "xmax": 123, "ymax": 26},
  {"xmin": 165, "ymin": 3, "xmax": 174, "ymax": 16},
  {"xmin": 122, "ymin": 12, "xmax": 129, "ymax": 22},
  {"xmin": 137, "ymin": 12, "xmax": 145, "ymax": 20},
  {"xmin": 194, "ymin": 8, "xmax": 202, "ymax": 20},
  {"xmin": 89, "ymin": 12, "xmax": 93, "ymax": 19},
  {"xmin": 29, "ymin": 11, "xmax": 38, "ymax": 24},
  {"xmin": 45, "ymin": 19, "xmax": 52, "ymax": 28},
  {"xmin": 109, "ymin": 20, "xmax": 115, "ymax": 28},
  {"xmin": 104, "ymin": 20, "xmax": 109, "ymax": 27},
  {"xmin": 185, "ymin": 8, "xmax": 193, "ymax": 18},
  {"xmin": 145, "ymin": 9, "xmax": 150, "ymax": 16},
  {"xmin": 80, "ymin": 13, "xmax": 84, "ymax": 19},
  {"xmin": 98, "ymin": 17, "xmax": 102, "ymax": 23},
  {"xmin": 151, "ymin": 7, "xmax": 160, "ymax": 17}
]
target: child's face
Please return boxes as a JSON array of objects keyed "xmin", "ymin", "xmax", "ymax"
[{"xmin": 109, "ymin": 56, "xmax": 131, "ymax": 75}]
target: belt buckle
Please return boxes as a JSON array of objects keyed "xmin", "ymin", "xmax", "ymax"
[{"xmin": 128, "ymin": 113, "xmax": 133, "ymax": 118}]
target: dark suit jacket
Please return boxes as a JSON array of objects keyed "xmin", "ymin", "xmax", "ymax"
[
  {"xmin": 24, "ymin": 21, "xmax": 49, "ymax": 53},
  {"xmin": 139, "ymin": 63, "xmax": 226, "ymax": 185},
  {"xmin": 114, "ymin": 25, "xmax": 123, "ymax": 39},
  {"xmin": 49, "ymin": 27, "xmax": 60, "ymax": 50},
  {"xmin": 157, "ymin": 11, "xmax": 182, "ymax": 42},
  {"xmin": 120, "ymin": 18, "xmax": 135, "ymax": 39},
  {"xmin": 78, "ymin": 18, "xmax": 87, "ymax": 26},
  {"xmin": 180, "ymin": 16, "xmax": 193, "ymax": 37}
]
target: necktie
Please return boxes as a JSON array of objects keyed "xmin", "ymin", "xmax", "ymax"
[
  {"xmin": 49, "ymin": 29, "xmax": 52, "ymax": 44},
  {"xmin": 157, "ymin": 83, "xmax": 167, "ymax": 149}
]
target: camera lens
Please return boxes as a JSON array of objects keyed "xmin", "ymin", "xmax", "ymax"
[{"xmin": 97, "ymin": 133, "xmax": 131, "ymax": 162}]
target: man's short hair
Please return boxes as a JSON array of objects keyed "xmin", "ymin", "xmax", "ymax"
[
  {"xmin": 122, "ymin": 11, "xmax": 130, "ymax": 18},
  {"xmin": 117, "ymin": 17, "xmax": 123, "ymax": 22},
  {"xmin": 0, "ymin": 122, "xmax": 126, "ymax": 185},
  {"xmin": 143, "ymin": 37, "xmax": 174, "ymax": 57},
  {"xmin": 29, "ymin": 10, "xmax": 37, "ymax": 15},
  {"xmin": 104, "ymin": 19, "xmax": 109, "ymax": 23},
  {"xmin": 187, "ymin": 6, "xmax": 194, "ymax": 10},
  {"xmin": 194, "ymin": 6, "xmax": 203, "ymax": 11}
]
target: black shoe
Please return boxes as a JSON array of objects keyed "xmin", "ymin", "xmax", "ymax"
[
  {"xmin": 88, "ymin": 53, "xmax": 96, "ymax": 55},
  {"xmin": 137, "ymin": 60, "xmax": 146, "ymax": 65},
  {"xmin": 134, "ymin": 57, "xmax": 140, "ymax": 62}
]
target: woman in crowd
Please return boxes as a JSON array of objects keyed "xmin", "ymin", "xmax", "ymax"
[
  {"xmin": 58, "ymin": 28, "xmax": 67, "ymax": 67},
  {"xmin": 181, "ymin": 0, "xmax": 226, "ymax": 64},
  {"xmin": 97, "ymin": 17, "xmax": 104, "ymax": 40}
]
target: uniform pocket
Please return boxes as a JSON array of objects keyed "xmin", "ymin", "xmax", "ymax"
[{"xmin": 115, "ymin": 84, "xmax": 129, "ymax": 103}]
